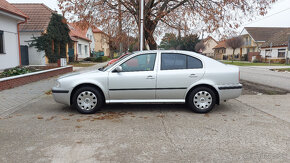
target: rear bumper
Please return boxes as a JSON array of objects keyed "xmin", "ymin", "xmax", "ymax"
[
  {"xmin": 52, "ymin": 88, "xmax": 71, "ymax": 105},
  {"xmin": 218, "ymin": 84, "xmax": 242, "ymax": 101}
]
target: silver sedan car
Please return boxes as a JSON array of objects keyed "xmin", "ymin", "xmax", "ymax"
[{"xmin": 52, "ymin": 50, "xmax": 242, "ymax": 114}]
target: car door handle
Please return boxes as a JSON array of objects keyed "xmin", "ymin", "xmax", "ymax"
[
  {"xmin": 146, "ymin": 75, "xmax": 155, "ymax": 79},
  {"xmin": 189, "ymin": 74, "xmax": 197, "ymax": 78}
]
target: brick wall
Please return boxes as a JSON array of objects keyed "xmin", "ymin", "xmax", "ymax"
[
  {"xmin": 0, "ymin": 66, "xmax": 73, "ymax": 91},
  {"xmin": 248, "ymin": 52, "xmax": 261, "ymax": 62}
]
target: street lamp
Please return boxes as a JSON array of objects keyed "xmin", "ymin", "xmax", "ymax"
[{"xmin": 139, "ymin": 0, "xmax": 144, "ymax": 51}]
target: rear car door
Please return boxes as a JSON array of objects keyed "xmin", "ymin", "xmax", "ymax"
[
  {"xmin": 108, "ymin": 53, "xmax": 157, "ymax": 100},
  {"xmin": 156, "ymin": 53, "xmax": 205, "ymax": 99}
]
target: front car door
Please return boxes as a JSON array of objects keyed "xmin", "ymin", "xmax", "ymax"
[
  {"xmin": 156, "ymin": 53, "xmax": 205, "ymax": 100},
  {"xmin": 108, "ymin": 53, "xmax": 157, "ymax": 101}
]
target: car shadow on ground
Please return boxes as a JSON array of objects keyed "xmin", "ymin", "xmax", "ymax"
[{"xmin": 60, "ymin": 103, "xmax": 232, "ymax": 115}]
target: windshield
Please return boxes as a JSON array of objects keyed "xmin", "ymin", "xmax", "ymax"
[{"xmin": 101, "ymin": 53, "xmax": 133, "ymax": 71}]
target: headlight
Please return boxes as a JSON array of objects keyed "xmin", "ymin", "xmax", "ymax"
[{"xmin": 55, "ymin": 80, "xmax": 61, "ymax": 88}]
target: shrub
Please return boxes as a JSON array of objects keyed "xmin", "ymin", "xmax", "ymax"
[
  {"xmin": 0, "ymin": 66, "xmax": 39, "ymax": 78},
  {"xmin": 83, "ymin": 57, "xmax": 95, "ymax": 61},
  {"xmin": 96, "ymin": 56, "xmax": 110, "ymax": 62}
]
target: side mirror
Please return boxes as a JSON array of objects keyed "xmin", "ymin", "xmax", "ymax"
[{"xmin": 115, "ymin": 66, "xmax": 123, "ymax": 72}]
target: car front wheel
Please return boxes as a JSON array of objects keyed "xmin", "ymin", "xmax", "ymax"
[
  {"xmin": 72, "ymin": 86, "xmax": 104, "ymax": 114},
  {"xmin": 188, "ymin": 87, "xmax": 216, "ymax": 113}
]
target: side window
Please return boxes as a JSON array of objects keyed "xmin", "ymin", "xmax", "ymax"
[
  {"xmin": 161, "ymin": 53, "xmax": 203, "ymax": 70},
  {"xmin": 0, "ymin": 30, "xmax": 4, "ymax": 53},
  {"xmin": 120, "ymin": 53, "xmax": 156, "ymax": 72},
  {"xmin": 161, "ymin": 53, "xmax": 186, "ymax": 70},
  {"xmin": 187, "ymin": 56, "xmax": 203, "ymax": 69}
]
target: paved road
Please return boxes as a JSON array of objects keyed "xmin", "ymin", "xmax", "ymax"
[
  {"xmin": 240, "ymin": 66, "xmax": 290, "ymax": 91},
  {"xmin": 0, "ymin": 62, "xmax": 107, "ymax": 117},
  {"xmin": 0, "ymin": 94, "xmax": 289, "ymax": 162}
]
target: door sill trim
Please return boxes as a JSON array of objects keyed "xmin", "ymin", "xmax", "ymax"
[{"xmin": 106, "ymin": 99, "xmax": 185, "ymax": 104}]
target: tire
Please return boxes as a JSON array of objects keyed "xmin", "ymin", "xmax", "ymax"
[
  {"xmin": 187, "ymin": 87, "xmax": 216, "ymax": 113},
  {"xmin": 72, "ymin": 86, "xmax": 104, "ymax": 114}
]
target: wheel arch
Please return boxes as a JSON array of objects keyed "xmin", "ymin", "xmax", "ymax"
[
  {"xmin": 70, "ymin": 83, "xmax": 106, "ymax": 105},
  {"xmin": 185, "ymin": 84, "xmax": 220, "ymax": 105}
]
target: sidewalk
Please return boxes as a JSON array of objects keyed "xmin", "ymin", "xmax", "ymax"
[{"xmin": 0, "ymin": 62, "xmax": 108, "ymax": 117}]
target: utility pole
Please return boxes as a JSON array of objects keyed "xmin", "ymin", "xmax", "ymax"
[
  {"xmin": 139, "ymin": 0, "xmax": 144, "ymax": 51},
  {"xmin": 287, "ymin": 33, "xmax": 290, "ymax": 64},
  {"xmin": 118, "ymin": 0, "xmax": 123, "ymax": 55}
]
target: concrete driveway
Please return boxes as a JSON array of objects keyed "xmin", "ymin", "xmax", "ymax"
[
  {"xmin": 240, "ymin": 66, "xmax": 290, "ymax": 91},
  {"xmin": 0, "ymin": 94, "xmax": 289, "ymax": 162}
]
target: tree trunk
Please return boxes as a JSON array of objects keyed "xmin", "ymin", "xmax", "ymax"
[
  {"xmin": 232, "ymin": 49, "xmax": 235, "ymax": 63},
  {"xmin": 144, "ymin": 20, "xmax": 157, "ymax": 50}
]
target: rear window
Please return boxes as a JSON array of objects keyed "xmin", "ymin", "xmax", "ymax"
[{"xmin": 161, "ymin": 53, "xmax": 203, "ymax": 70}]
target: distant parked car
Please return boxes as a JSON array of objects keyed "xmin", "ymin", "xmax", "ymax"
[
  {"xmin": 52, "ymin": 50, "xmax": 242, "ymax": 114},
  {"xmin": 107, "ymin": 53, "xmax": 130, "ymax": 65}
]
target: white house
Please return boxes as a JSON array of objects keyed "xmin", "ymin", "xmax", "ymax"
[
  {"xmin": 0, "ymin": 0, "xmax": 28, "ymax": 70},
  {"xmin": 260, "ymin": 28, "xmax": 290, "ymax": 63},
  {"xmin": 68, "ymin": 23, "xmax": 91, "ymax": 60},
  {"xmin": 202, "ymin": 36, "xmax": 218, "ymax": 58},
  {"xmin": 12, "ymin": 3, "xmax": 55, "ymax": 65}
]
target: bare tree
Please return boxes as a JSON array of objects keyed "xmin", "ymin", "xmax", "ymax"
[
  {"xmin": 195, "ymin": 41, "xmax": 205, "ymax": 53},
  {"xmin": 58, "ymin": 0, "xmax": 276, "ymax": 50},
  {"xmin": 226, "ymin": 36, "xmax": 244, "ymax": 62}
]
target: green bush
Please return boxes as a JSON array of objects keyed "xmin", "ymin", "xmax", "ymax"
[
  {"xmin": 83, "ymin": 56, "xmax": 110, "ymax": 62},
  {"xmin": 96, "ymin": 56, "xmax": 110, "ymax": 62},
  {"xmin": 83, "ymin": 57, "xmax": 95, "ymax": 62},
  {"xmin": 0, "ymin": 66, "xmax": 39, "ymax": 78}
]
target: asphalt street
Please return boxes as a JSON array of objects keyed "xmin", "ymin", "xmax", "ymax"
[
  {"xmin": 240, "ymin": 66, "xmax": 290, "ymax": 91},
  {"xmin": 0, "ymin": 94, "xmax": 289, "ymax": 162}
]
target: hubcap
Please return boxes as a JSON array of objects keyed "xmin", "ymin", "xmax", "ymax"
[
  {"xmin": 193, "ymin": 91, "xmax": 212, "ymax": 110},
  {"xmin": 77, "ymin": 91, "xmax": 98, "ymax": 111}
]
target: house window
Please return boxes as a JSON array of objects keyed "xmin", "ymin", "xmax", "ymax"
[
  {"xmin": 266, "ymin": 49, "xmax": 271, "ymax": 58},
  {"xmin": 245, "ymin": 37, "xmax": 248, "ymax": 46},
  {"xmin": 0, "ymin": 30, "xmax": 4, "ymax": 53},
  {"xmin": 248, "ymin": 37, "xmax": 251, "ymax": 46},
  {"xmin": 78, "ymin": 44, "xmax": 82, "ymax": 54},
  {"xmin": 278, "ymin": 49, "xmax": 286, "ymax": 58}
]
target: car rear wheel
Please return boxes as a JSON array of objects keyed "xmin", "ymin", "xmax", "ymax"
[
  {"xmin": 72, "ymin": 86, "xmax": 104, "ymax": 114},
  {"xmin": 187, "ymin": 87, "xmax": 216, "ymax": 113}
]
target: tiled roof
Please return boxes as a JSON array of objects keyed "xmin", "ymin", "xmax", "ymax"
[
  {"xmin": 261, "ymin": 28, "xmax": 290, "ymax": 48},
  {"xmin": 244, "ymin": 27, "xmax": 289, "ymax": 42},
  {"xmin": 68, "ymin": 23, "xmax": 91, "ymax": 42},
  {"xmin": 213, "ymin": 40, "xmax": 227, "ymax": 49},
  {"xmin": 0, "ymin": 0, "xmax": 28, "ymax": 19},
  {"xmin": 12, "ymin": 3, "xmax": 54, "ymax": 32},
  {"xmin": 203, "ymin": 36, "xmax": 218, "ymax": 44}
]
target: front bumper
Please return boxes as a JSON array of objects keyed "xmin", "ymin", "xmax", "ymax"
[
  {"xmin": 218, "ymin": 84, "xmax": 243, "ymax": 101},
  {"xmin": 52, "ymin": 87, "xmax": 71, "ymax": 105}
]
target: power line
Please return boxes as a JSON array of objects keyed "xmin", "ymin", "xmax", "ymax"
[{"xmin": 244, "ymin": 7, "xmax": 290, "ymax": 26}]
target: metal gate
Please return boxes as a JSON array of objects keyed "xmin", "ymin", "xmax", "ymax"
[{"xmin": 20, "ymin": 45, "xmax": 29, "ymax": 65}]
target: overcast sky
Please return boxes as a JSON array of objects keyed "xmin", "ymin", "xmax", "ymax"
[{"xmin": 8, "ymin": 0, "xmax": 290, "ymax": 34}]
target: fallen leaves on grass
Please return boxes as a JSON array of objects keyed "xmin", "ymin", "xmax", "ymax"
[
  {"xmin": 75, "ymin": 125, "xmax": 82, "ymax": 128},
  {"xmin": 68, "ymin": 114, "xmax": 74, "ymax": 116},
  {"xmin": 76, "ymin": 141, "xmax": 82, "ymax": 144},
  {"xmin": 62, "ymin": 118, "xmax": 70, "ymax": 120},
  {"xmin": 37, "ymin": 116, "xmax": 43, "ymax": 119},
  {"xmin": 204, "ymin": 114, "xmax": 209, "ymax": 117}
]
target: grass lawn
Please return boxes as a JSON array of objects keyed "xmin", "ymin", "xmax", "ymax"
[
  {"xmin": 69, "ymin": 62, "xmax": 96, "ymax": 67},
  {"xmin": 271, "ymin": 68, "xmax": 290, "ymax": 72},
  {"xmin": 221, "ymin": 61, "xmax": 286, "ymax": 66}
]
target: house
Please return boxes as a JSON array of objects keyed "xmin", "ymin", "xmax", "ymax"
[
  {"xmin": 240, "ymin": 27, "xmax": 289, "ymax": 59},
  {"xmin": 92, "ymin": 27, "xmax": 110, "ymax": 56},
  {"xmin": 202, "ymin": 36, "xmax": 218, "ymax": 58},
  {"xmin": 213, "ymin": 40, "xmax": 239, "ymax": 60},
  {"xmin": 12, "ymin": 3, "xmax": 55, "ymax": 65},
  {"xmin": 260, "ymin": 28, "xmax": 290, "ymax": 63},
  {"xmin": 68, "ymin": 23, "xmax": 91, "ymax": 60},
  {"xmin": 0, "ymin": 0, "xmax": 28, "ymax": 70}
]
